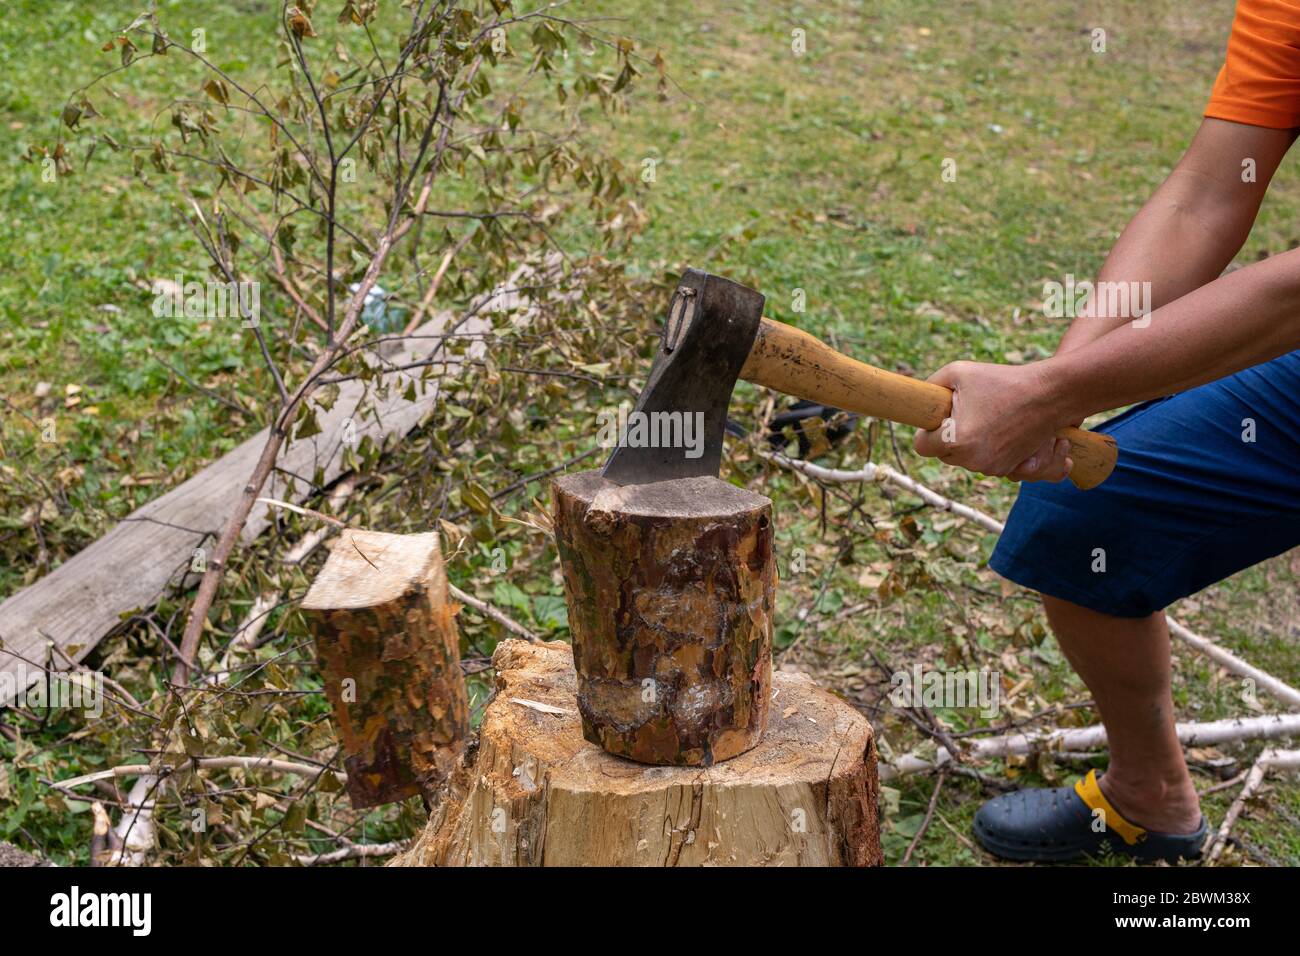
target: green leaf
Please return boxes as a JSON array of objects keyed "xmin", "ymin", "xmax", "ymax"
[
  {"xmin": 531, "ymin": 594, "xmax": 568, "ymax": 630},
  {"xmin": 492, "ymin": 580, "xmax": 531, "ymax": 614},
  {"xmin": 294, "ymin": 406, "xmax": 322, "ymax": 440},
  {"xmin": 460, "ymin": 481, "xmax": 492, "ymax": 515}
]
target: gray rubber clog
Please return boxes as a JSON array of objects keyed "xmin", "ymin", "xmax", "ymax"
[{"xmin": 973, "ymin": 770, "xmax": 1208, "ymax": 864}]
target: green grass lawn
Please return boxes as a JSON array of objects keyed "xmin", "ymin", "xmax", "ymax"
[
  {"xmin": 0, "ymin": 1, "xmax": 291, "ymax": 593},
  {"xmin": 1, "ymin": 0, "xmax": 1296, "ymax": 865}
]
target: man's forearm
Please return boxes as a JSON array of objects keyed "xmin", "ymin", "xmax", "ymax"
[
  {"xmin": 1046, "ymin": 247, "xmax": 1300, "ymax": 422},
  {"xmin": 1056, "ymin": 119, "xmax": 1285, "ymax": 354},
  {"xmin": 1056, "ymin": 176, "xmax": 1251, "ymax": 354}
]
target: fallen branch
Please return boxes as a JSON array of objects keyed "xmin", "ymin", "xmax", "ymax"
[
  {"xmin": 1199, "ymin": 769, "xmax": 1252, "ymax": 797},
  {"xmin": 55, "ymin": 754, "xmax": 345, "ymax": 791},
  {"xmin": 293, "ymin": 840, "xmax": 406, "ymax": 866},
  {"xmin": 1205, "ymin": 748, "xmax": 1300, "ymax": 864},
  {"xmin": 49, "ymin": 643, "xmax": 142, "ymax": 712},
  {"xmin": 882, "ymin": 712, "xmax": 1300, "ymax": 780},
  {"xmin": 774, "ymin": 454, "xmax": 1002, "ymax": 534},
  {"xmin": 901, "ymin": 768, "xmax": 946, "ymax": 866},
  {"xmin": 1167, "ymin": 619, "xmax": 1300, "ymax": 709},
  {"xmin": 450, "ymin": 584, "xmax": 538, "ymax": 642}
]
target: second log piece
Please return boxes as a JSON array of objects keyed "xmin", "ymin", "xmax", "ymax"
[
  {"xmin": 552, "ymin": 471, "xmax": 775, "ymax": 765},
  {"xmin": 301, "ymin": 529, "xmax": 469, "ymax": 808}
]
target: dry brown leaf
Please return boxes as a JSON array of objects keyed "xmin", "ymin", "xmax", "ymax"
[{"xmin": 286, "ymin": 6, "xmax": 318, "ymax": 38}]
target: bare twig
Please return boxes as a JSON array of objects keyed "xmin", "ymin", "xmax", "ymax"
[
  {"xmin": 403, "ymin": 229, "xmax": 474, "ymax": 336},
  {"xmin": 450, "ymin": 584, "xmax": 538, "ymax": 642},
  {"xmin": 901, "ymin": 768, "xmax": 947, "ymax": 865},
  {"xmin": 1205, "ymin": 748, "xmax": 1300, "ymax": 864},
  {"xmin": 54, "ymin": 754, "xmax": 347, "ymax": 791},
  {"xmin": 293, "ymin": 840, "xmax": 406, "ymax": 866}
]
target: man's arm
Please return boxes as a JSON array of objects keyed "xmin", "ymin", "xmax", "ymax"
[
  {"xmin": 1052, "ymin": 248, "xmax": 1300, "ymax": 417},
  {"xmin": 1058, "ymin": 118, "xmax": 1294, "ymax": 355},
  {"xmin": 914, "ymin": 119, "xmax": 1297, "ymax": 482},
  {"xmin": 915, "ymin": 249, "xmax": 1300, "ymax": 480}
]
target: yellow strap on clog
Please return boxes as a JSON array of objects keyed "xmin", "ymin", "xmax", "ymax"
[{"xmin": 1074, "ymin": 769, "xmax": 1146, "ymax": 846}]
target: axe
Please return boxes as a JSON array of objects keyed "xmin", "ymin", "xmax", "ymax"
[{"xmin": 602, "ymin": 269, "xmax": 1118, "ymax": 489}]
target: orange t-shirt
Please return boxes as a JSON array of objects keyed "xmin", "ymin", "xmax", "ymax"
[{"xmin": 1206, "ymin": 0, "xmax": 1300, "ymax": 128}]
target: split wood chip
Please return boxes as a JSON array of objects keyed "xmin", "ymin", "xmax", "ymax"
[{"xmin": 509, "ymin": 697, "xmax": 572, "ymax": 716}]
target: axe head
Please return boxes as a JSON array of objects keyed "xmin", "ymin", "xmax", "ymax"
[{"xmin": 601, "ymin": 269, "xmax": 765, "ymax": 485}]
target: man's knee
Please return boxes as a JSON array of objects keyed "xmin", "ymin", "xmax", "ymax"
[{"xmin": 1041, "ymin": 592, "xmax": 1164, "ymax": 627}]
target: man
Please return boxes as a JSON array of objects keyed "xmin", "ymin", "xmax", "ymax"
[{"xmin": 914, "ymin": 0, "xmax": 1300, "ymax": 862}]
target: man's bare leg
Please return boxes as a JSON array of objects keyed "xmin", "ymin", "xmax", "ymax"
[{"xmin": 1042, "ymin": 595, "xmax": 1203, "ymax": 834}]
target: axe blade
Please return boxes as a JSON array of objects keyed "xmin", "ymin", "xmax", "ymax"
[{"xmin": 601, "ymin": 269, "xmax": 765, "ymax": 485}]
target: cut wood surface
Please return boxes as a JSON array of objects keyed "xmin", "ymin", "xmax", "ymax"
[
  {"xmin": 392, "ymin": 639, "xmax": 882, "ymax": 866},
  {"xmin": 302, "ymin": 529, "xmax": 469, "ymax": 808},
  {"xmin": 552, "ymin": 471, "xmax": 775, "ymax": 766},
  {"xmin": 0, "ymin": 301, "xmax": 499, "ymax": 706}
]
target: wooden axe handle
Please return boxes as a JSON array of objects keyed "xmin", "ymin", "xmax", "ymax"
[{"xmin": 740, "ymin": 317, "xmax": 1118, "ymax": 490}]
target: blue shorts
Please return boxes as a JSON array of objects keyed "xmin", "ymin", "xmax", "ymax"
[{"xmin": 990, "ymin": 350, "xmax": 1300, "ymax": 617}]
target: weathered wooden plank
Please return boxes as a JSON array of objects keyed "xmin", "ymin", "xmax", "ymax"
[{"xmin": 0, "ymin": 306, "xmax": 493, "ymax": 707}]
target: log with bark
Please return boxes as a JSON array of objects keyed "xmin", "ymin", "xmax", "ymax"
[
  {"xmin": 551, "ymin": 471, "xmax": 775, "ymax": 766},
  {"xmin": 301, "ymin": 529, "xmax": 469, "ymax": 808},
  {"xmin": 392, "ymin": 639, "xmax": 881, "ymax": 866}
]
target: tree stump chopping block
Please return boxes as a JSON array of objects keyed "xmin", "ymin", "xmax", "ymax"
[
  {"xmin": 551, "ymin": 471, "xmax": 775, "ymax": 766},
  {"xmin": 301, "ymin": 529, "xmax": 469, "ymax": 809},
  {"xmin": 392, "ymin": 640, "xmax": 881, "ymax": 866}
]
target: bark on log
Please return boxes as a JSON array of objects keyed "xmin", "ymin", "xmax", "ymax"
[
  {"xmin": 302, "ymin": 529, "xmax": 469, "ymax": 808},
  {"xmin": 392, "ymin": 639, "xmax": 881, "ymax": 866},
  {"xmin": 552, "ymin": 471, "xmax": 775, "ymax": 766}
]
